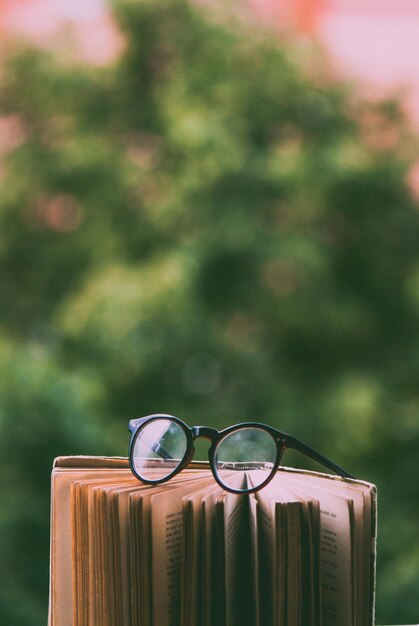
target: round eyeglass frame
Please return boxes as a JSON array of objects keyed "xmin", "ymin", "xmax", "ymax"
[{"xmin": 128, "ymin": 413, "xmax": 353, "ymax": 495}]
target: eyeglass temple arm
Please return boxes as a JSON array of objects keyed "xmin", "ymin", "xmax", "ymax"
[{"xmin": 284, "ymin": 435, "xmax": 354, "ymax": 479}]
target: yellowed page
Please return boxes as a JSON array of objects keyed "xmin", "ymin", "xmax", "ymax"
[
  {"xmin": 224, "ymin": 492, "xmax": 246, "ymax": 626},
  {"xmin": 253, "ymin": 485, "xmax": 277, "ymax": 626},
  {"xmin": 131, "ymin": 486, "xmax": 166, "ymax": 626},
  {"xmin": 49, "ymin": 464, "xmax": 202, "ymax": 626},
  {"xmin": 202, "ymin": 487, "xmax": 221, "ymax": 626},
  {"xmin": 181, "ymin": 482, "xmax": 222, "ymax": 626},
  {"xmin": 48, "ymin": 459, "xmax": 212, "ymax": 626},
  {"xmin": 105, "ymin": 483, "xmax": 149, "ymax": 626},
  {"xmin": 117, "ymin": 484, "xmax": 151, "ymax": 626},
  {"xmin": 50, "ymin": 468, "xmax": 133, "ymax": 626},
  {"xmin": 215, "ymin": 475, "xmax": 254, "ymax": 626},
  {"xmin": 91, "ymin": 479, "xmax": 136, "ymax": 626},
  {"xmin": 283, "ymin": 472, "xmax": 373, "ymax": 626},
  {"xmin": 96, "ymin": 482, "xmax": 152, "ymax": 626},
  {"xmin": 129, "ymin": 472, "xmax": 210, "ymax": 626},
  {"xmin": 254, "ymin": 477, "xmax": 305, "ymax": 626},
  {"xmin": 285, "ymin": 500, "xmax": 304, "ymax": 626},
  {"xmin": 150, "ymin": 476, "xmax": 214, "ymax": 626},
  {"xmin": 129, "ymin": 490, "xmax": 149, "ymax": 626},
  {"xmin": 268, "ymin": 480, "xmax": 320, "ymax": 626},
  {"xmin": 50, "ymin": 458, "xmax": 375, "ymax": 626},
  {"xmin": 248, "ymin": 494, "xmax": 260, "ymax": 626},
  {"xmin": 271, "ymin": 473, "xmax": 355, "ymax": 626},
  {"xmin": 274, "ymin": 501, "xmax": 286, "ymax": 626},
  {"xmin": 255, "ymin": 477, "xmax": 323, "ymax": 626},
  {"xmin": 70, "ymin": 482, "xmax": 84, "ymax": 626},
  {"xmin": 253, "ymin": 478, "xmax": 306, "ymax": 626},
  {"xmin": 90, "ymin": 485, "xmax": 104, "ymax": 625}
]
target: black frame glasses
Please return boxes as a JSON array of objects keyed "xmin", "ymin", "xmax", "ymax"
[{"xmin": 128, "ymin": 414, "xmax": 353, "ymax": 494}]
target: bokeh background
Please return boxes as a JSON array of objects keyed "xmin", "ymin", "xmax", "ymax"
[{"xmin": 1, "ymin": 0, "xmax": 419, "ymax": 624}]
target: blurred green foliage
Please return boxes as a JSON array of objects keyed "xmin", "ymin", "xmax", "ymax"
[{"xmin": 0, "ymin": 0, "xmax": 419, "ymax": 623}]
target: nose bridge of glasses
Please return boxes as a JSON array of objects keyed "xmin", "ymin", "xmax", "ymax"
[{"xmin": 191, "ymin": 426, "xmax": 218, "ymax": 442}]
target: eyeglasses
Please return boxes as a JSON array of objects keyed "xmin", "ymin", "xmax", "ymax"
[{"xmin": 128, "ymin": 414, "xmax": 353, "ymax": 494}]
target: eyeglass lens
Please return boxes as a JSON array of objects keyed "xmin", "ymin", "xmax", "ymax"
[
  {"xmin": 214, "ymin": 427, "xmax": 277, "ymax": 491},
  {"xmin": 132, "ymin": 418, "xmax": 187, "ymax": 481},
  {"xmin": 132, "ymin": 419, "xmax": 279, "ymax": 491}
]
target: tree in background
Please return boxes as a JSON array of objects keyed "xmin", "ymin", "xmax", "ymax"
[{"xmin": 0, "ymin": 0, "xmax": 419, "ymax": 623}]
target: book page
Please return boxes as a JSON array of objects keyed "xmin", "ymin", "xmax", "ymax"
[
  {"xmin": 269, "ymin": 481, "xmax": 321, "ymax": 626},
  {"xmin": 254, "ymin": 476, "xmax": 316, "ymax": 626},
  {"xmin": 50, "ymin": 459, "xmax": 375, "ymax": 626},
  {"xmin": 90, "ymin": 484, "xmax": 108, "ymax": 626},
  {"xmin": 129, "ymin": 472, "xmax": 212, "ymax": 626},
  {"xmin": 107, "ymin": 483, "xmax": 151, "ymax": 626},
  {"xmin": 150, "ymin": 476, "xmax": 214, "ymax": 626},
  {"xmin": 71, "ymin": 481, "xmax": 85, "ymax": 626},
  {"xmin": 284, "ymin": 500, "xmax": 304, "ymax": 626},
  {"xmin": 129, "ymin": 490, "xmax": 149, "ymax": 626},
  {"xmin": 50, "ymin": 468, "xmax": 132, "ymax": 626},
  {"xmin": 253, "ymin": 484, "xmax": 277, "ymax": 626},
  {"xmin": 254, "ymin": 478, "xmax": 305, "ymax": 626},
  {"xmin": 248, "ymin": 494, "xmax": 260, "ymax": 626},
  {"xmin": 284, "ymin": 472, "xmax": 372, "ymax": 626},
  {"xmin": 222, "ymin": 493, "xmax": 248, "ymax": 626},
  {"xmin": 71, "ymin": 476, "xmax": 135, "ymax": 626},
  {"xmin": 215, "ymin": 474, "xmax": 256, "ymax": 626},
  {"xmin": 202, "ymin": 487, "xmax": 221, "ymax": 626},
  {"xmin": 271, "ymin": 473, "xmax": 355, "ymax": 626},
  {"xmin": 69, "ymin": 471, "xmax": 212, "ymax": 626},
  {"xmin": 181, "ymin": 483, "xmax": 222, "ymax": 626}
]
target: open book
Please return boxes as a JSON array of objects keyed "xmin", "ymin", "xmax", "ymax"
[{"xmin": 48, "ymin": 456, "xmax": 377, "ymax": 626}]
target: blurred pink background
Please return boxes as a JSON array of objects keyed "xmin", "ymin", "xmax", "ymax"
[
  {"xmin": 0, "ymin": 0, "xmax": 124, "ymax": 65},
  {"xmin": 1, "ymin": 0, "xmax": 419, "ymax": 101},
  {"xmin": 1, "ymin": 0, "xmax": 419, "ymax": 121}
]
